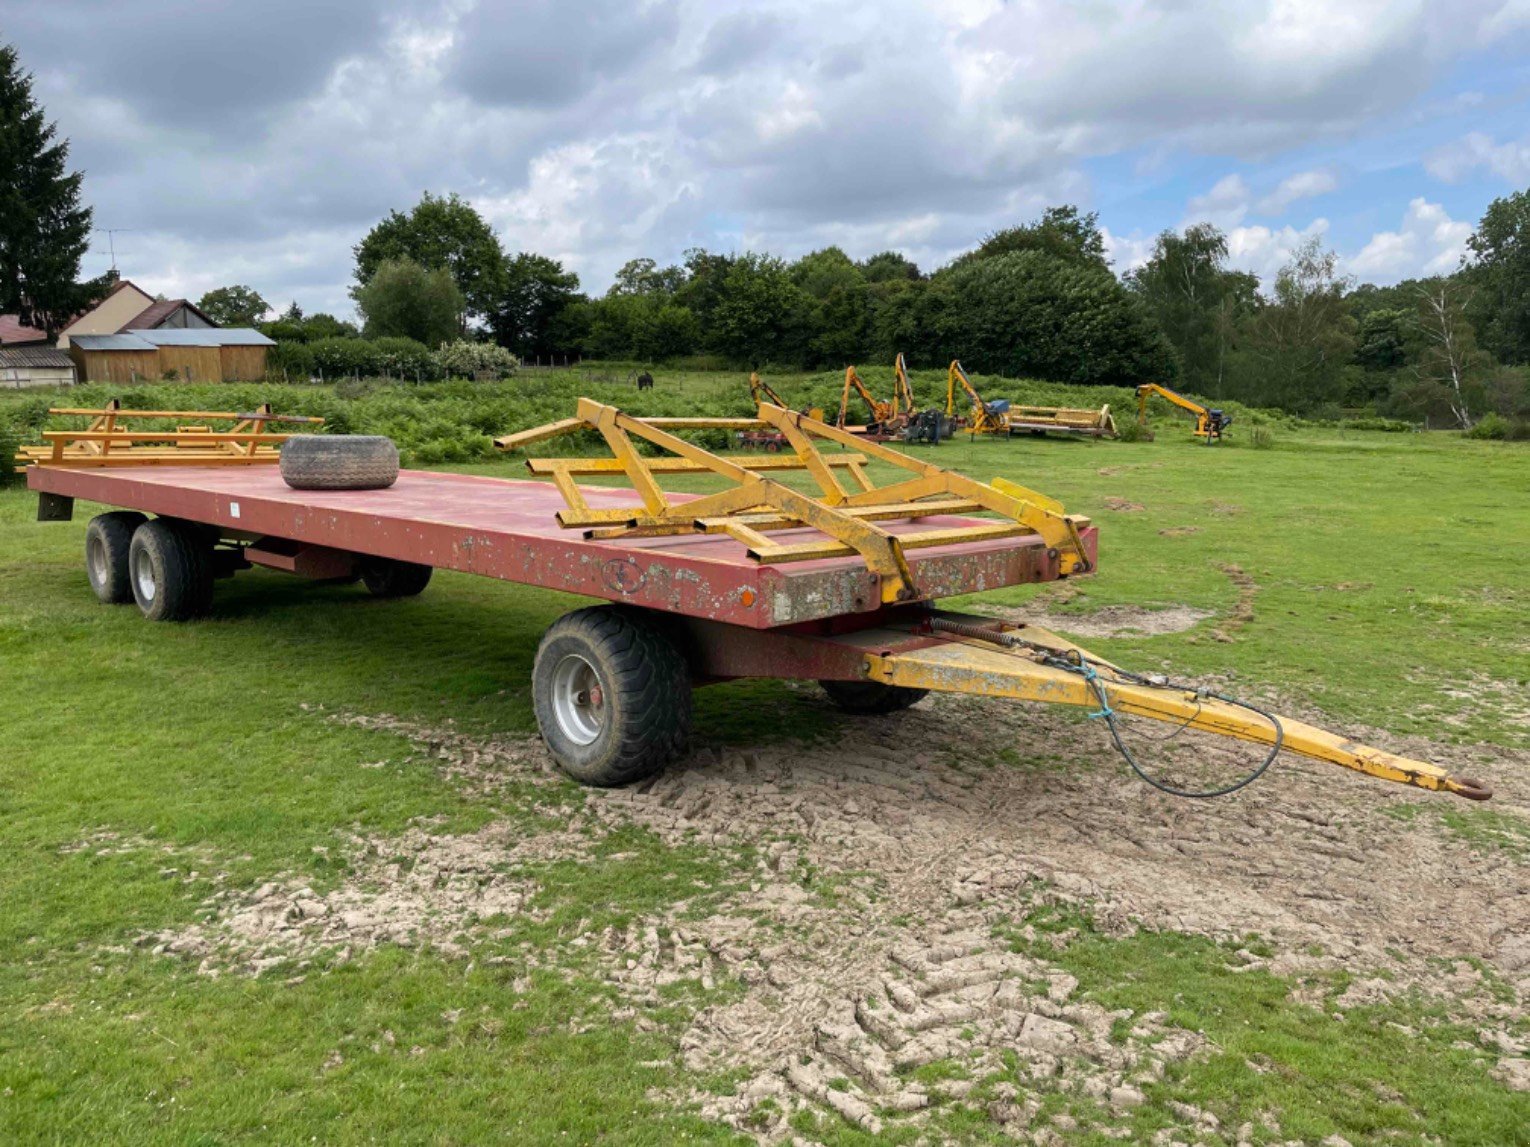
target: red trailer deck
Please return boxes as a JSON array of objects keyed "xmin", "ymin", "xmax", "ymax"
[{"xmin": 28, "ymin": 463, "xmax": 1096, "ymax": 629}]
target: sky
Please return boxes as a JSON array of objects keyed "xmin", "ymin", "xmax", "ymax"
[{"xmin": 4, "ymin": 0, "xmax": 1529, "ymax": 319}]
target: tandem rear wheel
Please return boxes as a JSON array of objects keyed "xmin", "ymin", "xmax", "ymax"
[{"xmin": 532, "ymin": 606, "xmax": 692, "ymax": 787}]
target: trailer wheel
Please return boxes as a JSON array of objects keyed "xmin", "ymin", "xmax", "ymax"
[
  {"xmin": 818, "ymin": 679, "xmax": 929, "ymax": 715},
  {"xmin": 84, "ymin": 511, "xmax": 147, "ymax": 604},
  {"xmin": 280, "ymin": 435, "xmax": 399, "ymax": 490},
  {"xmin": 360, "ymin": 557, "xmax": 433, "ymax": 598},
  {"xmin": 128, "ymin": 519, "xmax": 214, "ymax": 621},
  {"xmin": 533, "ymin": 607, "xmax": 691, "ymax": 786}
]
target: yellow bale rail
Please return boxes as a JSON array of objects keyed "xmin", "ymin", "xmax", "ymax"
[{"xmin": 14, "ymin": 400, "xmax": 324, "ymax": 472}]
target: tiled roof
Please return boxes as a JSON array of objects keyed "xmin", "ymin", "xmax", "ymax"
[
  {"xmin": 0, "ymin": 315, "xmax": 50, "ymax": 344},
  {"xmin": 122, "ymin": 298, "xmax": 218, "ymax": 330}
]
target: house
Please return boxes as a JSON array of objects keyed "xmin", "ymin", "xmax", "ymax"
[
  {"xmin": 0, "ymin": 279, "xmax": 241, "ymax": 386},
  {"xmin": 1, "ymin": 346, "xmax": 76, "ymax": 389},
  {"xmin": 69, "ymin": 329, "xmax": 275, "ymax": 383}
]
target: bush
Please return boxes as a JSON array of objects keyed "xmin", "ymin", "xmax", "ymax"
[
  {"xmin": 1113, "ymin": 419, "xmax": 1151, "ymax": 442},
  {"xmin": 267, "ymin": 340, "xmax": 314, "ymax": 382},
  {"xmin": 371, "ymin": 336, "xmax": 441, "ymax": 382},
  {"xmin": 1466, "ymin": 412, "xmax": 1510, "ymax": 440},
  {"xmin": 1248, "ymin": 424, "xmax": 1275, "ymax": 450},
  {"xmin": 436, "ymin": 339, "xmax": 518, "ymax": 380},
  {"xmin": 308, "ymin": 338, "xmax": 381, "ymax": 380}
]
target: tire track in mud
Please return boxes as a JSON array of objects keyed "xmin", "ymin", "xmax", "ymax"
[{"xmin": 144, "ymin": 696, "xmax": 1530, "ymax": 1137}]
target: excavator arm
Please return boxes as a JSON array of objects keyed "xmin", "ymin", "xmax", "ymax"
[
  {"xmin": 892, "ymin": 353, "xmax": 916, "ymax": 419},
  {"xmin": 948, "ymin": 360, "xmax": 1009, "ymax": 435},
  {"xmin": 1136, "ymin": 384, "xmax": 1231, "ymax": 442},
  {"xmin": 838, "ymin": 366, "xmax": 894, "ymax": 429}
]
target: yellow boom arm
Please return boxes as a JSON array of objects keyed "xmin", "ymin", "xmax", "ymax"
[
  {"xmin": 837, "ymin": 366, "xmax": 895, "ymax": 429},
  {"xmin": 946, "ymin": 360, "xmax": 1008, "ymax": 435},
  {"xmin": 1136, "ymin": 384, "xmax": 1230, "ymax": 441}
]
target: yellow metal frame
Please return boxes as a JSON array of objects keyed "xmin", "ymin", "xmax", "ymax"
[
  {"xmin": 495, "ymin": 399, "xmax": 1092, "ymax": 603},
  {"xmin": 867, "ymin": 614, "xmax": 1491, "ymax": 801},
  {"xmin": 835, "ymin": 354, "xmax": 915, "ymax": 431},
  {"xmin": 15, "ymin": 400, "xmax": 324, "ymax": 471},
  {"xmin": 947, "ymin": 360, "xmax": 1115, "ymax": 437},
  {"xmin": 1136, "ymin": 383, "xmax": 1223, "ymax": 441}
]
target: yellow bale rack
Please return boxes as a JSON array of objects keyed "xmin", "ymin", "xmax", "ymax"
[{"xmin": 13, "ymin": 400, "xmax": 323, "ymax": 472}]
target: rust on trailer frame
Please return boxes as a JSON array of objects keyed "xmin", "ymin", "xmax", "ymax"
[
  {"xmin": 26, "ymin": 463, "xmax": 1092, "ymax": 629},
  {"xmin": 496, "ymin": 400, "xmax": 1093, "ymax": 604}
]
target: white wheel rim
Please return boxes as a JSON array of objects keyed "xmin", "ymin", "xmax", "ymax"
[
  {"xmin": 131, "ymin": 546, "xmax": 157, "ymax": 604},
  {"xmin": 87, "ymin": 535, "xmax": 108, "ymax": 585},
  {"xmin": 551, "ymin": 654, "xmax": 604, "ymax": 746}
]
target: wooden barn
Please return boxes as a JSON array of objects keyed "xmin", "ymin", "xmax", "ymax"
[{"xmin": 69, "ymin": 329, "xmax": 275, "ymax": 384}]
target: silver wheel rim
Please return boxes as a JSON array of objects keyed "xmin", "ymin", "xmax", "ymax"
[
  {"xmin": 87, "ymin": 535, "xmax": 108, "ymax": 586},
  {"xmin": 551, "ymin": 654, "xmax": 604, "ymax": 746},
  {"xmin": 131, "ymin": 546, "xmax": 157, "ymax": 604}
]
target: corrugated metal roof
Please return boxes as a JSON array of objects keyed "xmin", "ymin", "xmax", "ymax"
[
  {"xmin": 122, "ymin": 298, "xmax": 219, "ymax": 330},
  {"xmin": 71, "ymin": 329, "xmax": 275, "ymax": 350},
  {"xmin": 0, "ymin": 346, "xmax": 74, "ymax": 368},
  {"xmin": 71, "ymin": 333, "xmax": 156, "ymax": 351},
  {"xmin": 138, "ymin": 328, "xmax": 275, "ymax": 347}
]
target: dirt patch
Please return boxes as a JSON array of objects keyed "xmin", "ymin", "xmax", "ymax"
[
  {"xmin": 977, "ymin": 603, "xmax": 1212, "ymax": 638},
  {"xmin": 1210, "ymin": 501, "xmax": 1244, "ymax": 515},
  {"xmin": 1209, "ymin": 563, "xmax": 1258, "ymax": 643},
  {"xmin": 1158, "ymin": 526, "xmax": 1201, "ymax": 538},
  {"xmin": 145, "ymin": 699, "xmax": 1529, "ymax": 1140},
  {"xmin": 1102, "ymin": 496, "xmax": 1145, "ymax": 512}
]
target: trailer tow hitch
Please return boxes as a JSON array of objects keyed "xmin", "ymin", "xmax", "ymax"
[{"xmin": 868, "ymin": 615, "xmax": 1493, "ymax": 802}]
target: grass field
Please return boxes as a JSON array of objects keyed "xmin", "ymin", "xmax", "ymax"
[{"xmin": 1, "ymin": 372, "xmax": 1526, "ymax": 1143}]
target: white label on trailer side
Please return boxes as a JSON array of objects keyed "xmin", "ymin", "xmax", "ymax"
[{"xmin": 229, "ymin": 501, "xmax": 241, "ymax": 519}]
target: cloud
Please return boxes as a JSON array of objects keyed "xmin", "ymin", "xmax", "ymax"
[
  {"xmin": 0, "ymin": 0, "xmax": 1516, "ymax": 310},
  {"xmin": 1256, "ymin": 170, "xmax": 1337, "ymax": 214},
  {"xmin": 1185, "ymin": 175, "xmax": 1251, "ymax": 227},
  {"xmin": 1226, "ymin": 218, "xmax": 1330, "ymax": 284},
  {"xmin": 1425, "ymin": 132, "xmax": 1530, "ymax": 184},
  {"xmin": 1347, "ymin": 198, "xmax": 1471, "ymax": 281}
]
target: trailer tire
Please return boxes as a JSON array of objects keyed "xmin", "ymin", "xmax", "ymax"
[
  {"xmin": 361, "ymin": 557, "xmax": 433, "ymax": 598},
  {"xmin": 280, "ymin": 435, "xmax": 399, "ymax": 490},
  {"xmin": 85, "ymin": 511, "xmax": 147, "ymax": 604},
  {"xmin": 128, "ymin": 519, "xmax": 214, "ymax": 621},
  {"xmin": 533, "ymin": 607, "xmax": 691, "ymax": 786},
  {"xmin": 818, "ymin": 679, "xmax": 929, "ymax": 715}
]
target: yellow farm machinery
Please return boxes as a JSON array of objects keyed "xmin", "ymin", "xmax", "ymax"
[
  {"xmin": 943, "ymin": 361, "xmax": 1115, "ymax": 440},
  {"xmin": 835, "ymin": 353, "xmax": 917, "ymax": 439},
  {"xmin": 1137, "ymin": 383, "xmax": 1231, "ymax": 442}
]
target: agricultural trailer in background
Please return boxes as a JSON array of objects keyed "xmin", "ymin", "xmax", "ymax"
[{"xmin": 19, "ymin": 399, "xmax": 1491, "ymax": 803}]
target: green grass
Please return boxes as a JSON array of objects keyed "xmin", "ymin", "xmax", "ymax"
[{"xmin": 0, "ymin": 372, "xmax": 1526, "ymax": 1142}]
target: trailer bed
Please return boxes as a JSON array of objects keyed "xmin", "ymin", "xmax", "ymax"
[{"xmin": 29, "ymin": 464, "xmax": 1096, "ymax": 629}]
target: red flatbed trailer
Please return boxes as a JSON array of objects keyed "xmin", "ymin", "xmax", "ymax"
[
  {"xmin": 19, "ymin": 399, "xmax": 1491, "ymax": 802},
  {"xmin": 27, "ymin": 464, "xmax": 1094, "ymax": 630}
]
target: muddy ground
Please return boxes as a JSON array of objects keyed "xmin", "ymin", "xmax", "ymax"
[{"xmin": 136, "ymin": 676, "xmax": 1530, "ymax": 1144}]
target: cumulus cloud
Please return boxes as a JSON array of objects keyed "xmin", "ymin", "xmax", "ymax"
[
  {"xmin": 0, "ymin": 0, "xmax": 1515, "ymax": 310},
  {"xmin": 1256, "ymin": 170, "xmax": 1337, "ymax": 215},
  {"xmin": 1226, "ymin": 218, "xmax": 1331, "ymax": 285},
  {"xmin": 1425, "ymin": 132, "xmax": 1530, "ymax": 184},
  {"xmin": 1347, "ymin": 199, "xmax": 1471, "ymax": 281}
]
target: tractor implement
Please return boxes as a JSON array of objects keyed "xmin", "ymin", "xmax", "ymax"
[{"xmin": 21, "ymin": 399, "xmax": 1492, "ymax": 802}]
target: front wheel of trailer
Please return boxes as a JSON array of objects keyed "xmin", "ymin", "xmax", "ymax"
[{"xmin": 532, "ymin": 607, "xmax": 692, "ymax": 786}]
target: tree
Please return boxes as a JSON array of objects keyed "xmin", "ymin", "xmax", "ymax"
[
  {"xmin": 608, "ymin": 257, "xmax": 685, "ymax": 297},
  {"xmin": 936, "ymin": 250, "xmax": 1175, "ymax": 384},
  {"xmin": 859, "ymin": 250, "xmax": 921, "ymax": 283},
  {"xmin": 0, "ymin": 44, "xmax": 93, "ymax": 338},
  {"xmin": 354, "ymin": 257, "xmax": 464, "ymax": 346},
  {"xmin": 1126, "ymin": 224, "xmax": 1258, "ymax": 393},
  {"xmin": 709, "ymin": 254, "xmax": 808, "ymax": 366},
  {"xmin": 792, "ymin": 247, "xmax": 870, "ymax": 365},
  {"xmin": 1236, "ymin": 238, "xmax": 1356, "ymax": 413},
  {"xmin": 353, "ymin": 192, "xmax": 505, "ymax": 326},
  {"xmin": 1464, "ymin": 188, "xmax": 1530, "ymax": 365},
  {"xmin": 491, "ymin": 253, "xmax": 582, "ymax": 358},
  {"xmin": 1414, "ymin": 281, "xmax": 1488, "ymax": 429},
  {"xmin": 197, "ymin": 284, "xmax": 270, "ymax": 327},
  {"xmin": 962, "ymin": 206, "xmax": 1109, "ymax": 271}
]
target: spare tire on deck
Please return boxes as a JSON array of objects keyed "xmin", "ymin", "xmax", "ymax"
[{"xmin": 280, "ymin": 435, "xmax": 399, "ymax": 490}]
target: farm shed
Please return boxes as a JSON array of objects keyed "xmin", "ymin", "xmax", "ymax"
[
  {"xmin": 0, "ymin": 346, "xmax": 77, "ymax": 389},
  {"xmin": 70, "ymin": 329, "xmax": 275, "ymax": 384}
]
